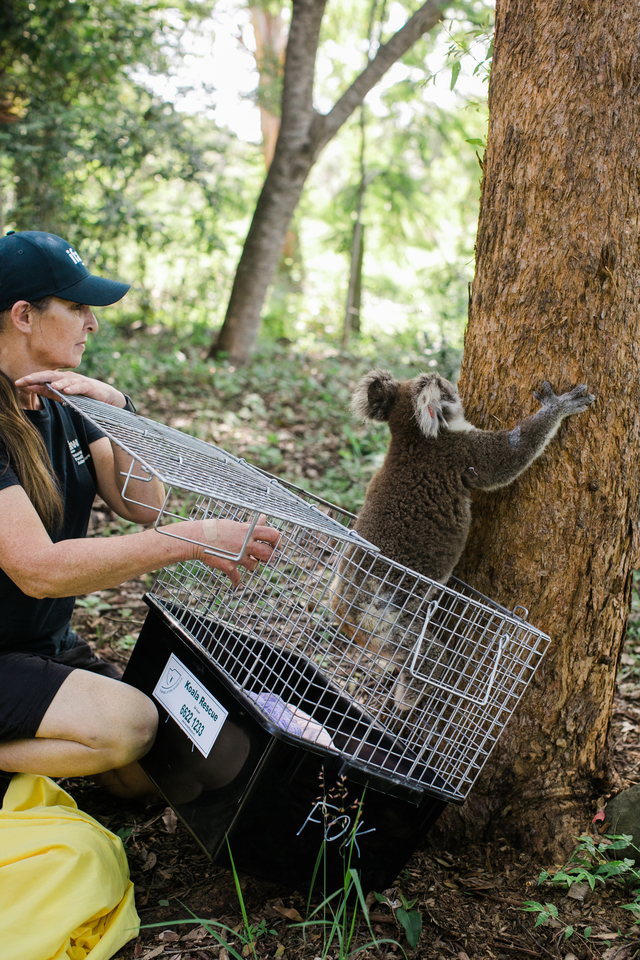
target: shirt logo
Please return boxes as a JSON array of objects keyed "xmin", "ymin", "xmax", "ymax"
[
  {"xmin": 65, "ymin": 247, "xmax": 83, "ymax": 266},
  {"xmin": 68, "ymin": 438, "xmax": 88, "ymax": 466}
]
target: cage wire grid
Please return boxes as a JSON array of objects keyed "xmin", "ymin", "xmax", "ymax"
[{"xmin": 61, "ymin": 393, "xmax": 550, "ymax": 804}]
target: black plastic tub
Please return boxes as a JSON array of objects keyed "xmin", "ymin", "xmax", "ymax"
[{"xmin": 123, "ymin": 597, "xmax": 448, "ymax": 893}]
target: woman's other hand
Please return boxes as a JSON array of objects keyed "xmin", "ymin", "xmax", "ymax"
[{"xmin": 14, "ymin": 370, "xmax": 128, "ymax": 409}]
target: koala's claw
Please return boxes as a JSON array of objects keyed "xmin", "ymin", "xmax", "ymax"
[{"xmin": 533, "ymin": 381, "xmax": 555, "ymax": 404}]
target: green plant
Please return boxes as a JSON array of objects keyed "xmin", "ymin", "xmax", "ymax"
[
  {"xmin": 287, "ymin": 777, "xmax": 411, "ymax": 959},
  {"xmin": 521, "ymin": 900, "xmax": 561, "ymax": 929},
  {"xmin": 226, "ymin": 840, "xmax": 277, "ymax": 958},
  {"xmin": 373, "ymin": 890, "xmax": 423, "ymax": 948},
  {"xmin": 538, "ymin": 834, "xmax": 638, "ymax": 892},
  {"xmin": 525, "ymin": 832, "xmax": 640, "ymax": 942}
]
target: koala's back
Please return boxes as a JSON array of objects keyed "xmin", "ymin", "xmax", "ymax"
[{"xmin": 355, "ymin": 434, "xmax": 471, "ymax": 583}]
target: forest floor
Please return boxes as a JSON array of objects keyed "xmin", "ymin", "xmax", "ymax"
[
  {"xmin": 65, "ymin": 579, "xmax": 640, "ymax": 960},
  {"xmin": 51, "ymin": 344, "xmax": 640, "ymax": 960}
]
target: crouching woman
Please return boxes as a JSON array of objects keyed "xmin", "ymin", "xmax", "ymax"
[{"xmin": 0, "ymin": 230, "xmax": 279, "ymax": 799}]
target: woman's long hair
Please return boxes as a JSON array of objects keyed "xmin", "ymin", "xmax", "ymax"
[{"xmin": 0, "ymin": 302, "xmax": 64, "ymax": 533}]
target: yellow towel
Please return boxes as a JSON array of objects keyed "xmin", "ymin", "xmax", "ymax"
[{"xmin": 0, "ymin": 773, "xmax": 140, "ymax": 960}]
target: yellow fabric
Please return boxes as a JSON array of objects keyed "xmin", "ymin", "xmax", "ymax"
[{"xmin": 0, "ymin": 774, "xmax": 140, "ymax": 960}]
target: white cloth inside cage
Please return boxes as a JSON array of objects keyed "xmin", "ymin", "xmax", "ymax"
[{"xmin": 247, "ymin": 692, "xmax": 335, "ymax": 749}]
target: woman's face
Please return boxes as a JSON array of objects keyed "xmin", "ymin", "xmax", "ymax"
[{"xmin": 31, "ymin": 297, "xmax": 98, "ymax": 369}]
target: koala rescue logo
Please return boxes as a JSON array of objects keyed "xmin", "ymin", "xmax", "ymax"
[{"xmin": 65, "ymin": 247, "xmax": 83, "ymax": 265}]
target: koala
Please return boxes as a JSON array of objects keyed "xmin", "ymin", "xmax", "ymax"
[{"xmin": 330, "ymin": 371, "xmax": 595, "ymax": 712}]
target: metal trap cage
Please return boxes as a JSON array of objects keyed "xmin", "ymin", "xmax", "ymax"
[{"xmin": 61, "ymin": 392, "xmax": 550, "ymax": 805}]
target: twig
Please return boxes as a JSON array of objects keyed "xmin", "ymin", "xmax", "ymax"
[
  {"xmin": 516, "ymin": 919, "xmax": 556, "ymax": 960},
  {"xmin": 492, "ymin": 937, "xmax": 540, "ymax": 957}
]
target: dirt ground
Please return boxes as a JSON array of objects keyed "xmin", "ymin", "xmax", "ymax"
[{"xmin": 56, "ymin": 499, "xmax": 640, "ymax": 960}]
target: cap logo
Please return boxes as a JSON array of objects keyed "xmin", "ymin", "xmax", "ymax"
[{"xmin": 65, "ymin": 247, "xmax": 83, "ymax": 266}]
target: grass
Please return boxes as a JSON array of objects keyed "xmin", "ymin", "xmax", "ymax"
[{"xmin": 140, "ymin": 814, "xmax": 412, "ymax": 960}]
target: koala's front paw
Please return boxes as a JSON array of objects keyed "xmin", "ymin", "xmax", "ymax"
[
  {"xmin": 534, "ymin": 381, "xmax": 595, "ymax": 416},
  {"xmin": 557, "ymin": 383, "xmax": 596, "ymax": 416}
]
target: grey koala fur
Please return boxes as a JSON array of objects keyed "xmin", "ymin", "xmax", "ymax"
[{"xmin": 330, "ymin": 371, "xmax": 595, "ymax": 711}]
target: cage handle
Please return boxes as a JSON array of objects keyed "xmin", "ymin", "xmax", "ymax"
[
  {"xmin": 120, "ymin": 461, "xmax": 264, "ymax": 562},
  {"xmin": 407, "ymin": 597, "xmax": 441, "ymax": 680},
  {"xmin": 408, "ymin": 597, "xmax": 510, "ymax": 706},
  {"xmin": 512, "ymin": 604, "xmax": 529, "ymax": 621},
  {"xmin": 154, "ymin": 509, "xmax": 262, "ymax": 562}
]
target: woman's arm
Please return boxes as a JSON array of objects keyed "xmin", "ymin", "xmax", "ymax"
[
  {"xmin": 15, "ymin": 368, "xmax": 166, "ymax": 524},
  {"xmin": 90, "ymin": 437, "xmax": 166, "ymax": 525},
  {"xmin": 0, "ymin": 484, "xmax": 280, "ymax": 596}
]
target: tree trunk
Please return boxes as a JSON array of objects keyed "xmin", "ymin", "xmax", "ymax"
[
  {"xmin": 250, "ymin": 5, "xmax": 288, "ymax": 169},
  {"xmin": 210, "ymin": 0, "xmax": 447, "ymax": 363},
  {"xmin": 434, "ymin": 0, "xmax": 640, "ymax": 860}
]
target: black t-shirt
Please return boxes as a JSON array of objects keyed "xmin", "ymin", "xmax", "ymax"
[{"xmin": 0, "ymin": 398, "xmax": 104, "ymax": 655}]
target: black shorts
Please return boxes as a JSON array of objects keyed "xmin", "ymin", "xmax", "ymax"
[{"xmin": 0, "ymin": 635, "xmax": 122, "ymax": 744}]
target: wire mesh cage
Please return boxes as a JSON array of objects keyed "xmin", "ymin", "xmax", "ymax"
[{"xmin": 61, "ymin": 392, "xmax": 550, "ymax": 805}]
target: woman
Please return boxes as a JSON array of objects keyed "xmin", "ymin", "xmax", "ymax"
[{"xmin": 0, "ymin": 230, "xmax": 280, "ymax": 799}]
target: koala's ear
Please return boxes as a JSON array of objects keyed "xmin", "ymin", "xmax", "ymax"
[
  {"xmin": 413, "ymin": 375, "xmax": 445, "ymax": 439},
  {"xmin": 351, "ymin": 370, "xmax": 399, "ymax": 422}
]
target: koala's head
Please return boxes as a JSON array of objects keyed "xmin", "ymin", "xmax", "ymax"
[{"xmin": 351, "ymin": 370, "xmax": 468, "ymax": 439}]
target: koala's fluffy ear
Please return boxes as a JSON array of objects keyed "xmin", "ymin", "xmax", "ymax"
[
  {"xmin": 413, "ymin": 374, "xmax": 446, "ymax": 439},
  {"xmin": 351, "ymin": 370, "xmax": 399, "ymax": 422}
]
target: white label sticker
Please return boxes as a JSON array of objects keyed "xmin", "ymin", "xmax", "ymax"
[{"xmin": 152, "ymin": 653, "xmax": 228, "ymax": 758}]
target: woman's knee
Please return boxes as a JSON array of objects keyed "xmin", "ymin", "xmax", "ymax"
[
  {"xmin": 105, "ymin": 686, "xmax": 158, "ymax": 766},
  {"xmin": 37, "ymin": 671, "xmax": 158, "ymax": 766}
]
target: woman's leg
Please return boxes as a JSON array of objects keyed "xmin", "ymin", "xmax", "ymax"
[{"xmin": 0, "ymin": 669, "xmax": 159, "ymax": 799}]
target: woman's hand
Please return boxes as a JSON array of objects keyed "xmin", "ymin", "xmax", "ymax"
[
  {"xmin": 180, "ymin": 515, "xmax": 281, "ymax": 588},
  {"xmin": 14, "ymin": 370, "xmax": 128, "ymax": 408}
]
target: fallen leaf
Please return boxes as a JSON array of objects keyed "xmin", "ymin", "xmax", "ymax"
[
  {"xmin": 162, "ymin": 807, "xmax": 178, "ymax": 834},
  {"xmin": 458, "ymin": 952, "xmax": 471, "ymax": 960},
  {"xmin": 134, "ymin": 945, "xmax": 143, "ymax": 958},
  {"xmin": 181, "ymin": 925, "xmax": 208, "ymax": 941},
  {"xmin": 592, "ymin": 810, "xmax": 606, "ymax": 823},
  {"xmin": 602, "ymin": 948, "xmax": 631, "ymax": 960},
  {"xmin": 594, "ymin": 933, "xmax": 620, "ymax": 940},
  {"xmin": 219, "ymin": 949, "xmax": 229, "ymax": 960},
  {"xmin": 274, "ymin": 945, "xmax": 285, "ymax": 959},
  {"xmin": 142, "ymin": 947, "xmax": 166, "ymax": 960},
  {"xmin": 564, "ymin": 953, "xmax": 578, "ymax": 960},
  {"xmin": 142, "ymin": 851, "xmax": 157, "ymax": 872},
  {"xmin": 270, "ymin": 904, "xmax": 303, "ymax": 922},
  {"xmin": 567, "ymin": 882, "xmax": 590, "ymax": 900},
  {"xmin": 158, "ymin": 930, "xmax": 179, "ymax": 942}
]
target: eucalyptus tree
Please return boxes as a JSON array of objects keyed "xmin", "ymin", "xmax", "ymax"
[{"xmin": 446, "ymin": 0, "xmax": 640, "ymax": 859}]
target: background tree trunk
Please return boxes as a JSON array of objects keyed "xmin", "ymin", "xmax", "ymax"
[
  {"xmin": 210, "ymin": 0, "xmax": 447, "ymax": 363},
  {"xmin": 434, "ymin": 0, "xmax": 640, "ymax": 860}
]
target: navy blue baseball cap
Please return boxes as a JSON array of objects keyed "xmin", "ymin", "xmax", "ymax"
[{"xmin": 0, "ymin": 230, "xmax": 130, "ymax": 311}]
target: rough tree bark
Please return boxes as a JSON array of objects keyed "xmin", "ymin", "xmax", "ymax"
[
  {"xmin": 210, "ymin": 0, "xmax": 448, "ymax": 362},
  {"xmin": 433, "ymin": 0, "xmax": 640, "ymax": 860}
]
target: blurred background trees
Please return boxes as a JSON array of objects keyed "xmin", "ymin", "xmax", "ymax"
[{"xmin": 0, "ymin": 0, "xmax": 491, "ymax": 354}]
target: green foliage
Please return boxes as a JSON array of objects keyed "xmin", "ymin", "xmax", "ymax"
[
  {"xmin": 0, "ymin": 0, "xmax": 259, "ymax": 328},
  {"xmin": 538, "ymin": 834, "xmax": 638, "ymax": 893},
  {"xmin": 0, "ymin": 0, "xmax": 493, "ymax": 348},
  {"xmin": 531, "ymin": 833, "xmax": 640, "ymax": 931},
  {"xmin": 374, "ymin": 891, "xmax": 422, "ymax": 947},
  {"xmin": 522, "ymin": 900, "xmax": 559, "ymax": 928},
  {"xmin": 301, "ymin": 1, "xmax": 490, "ymax": 345}
]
